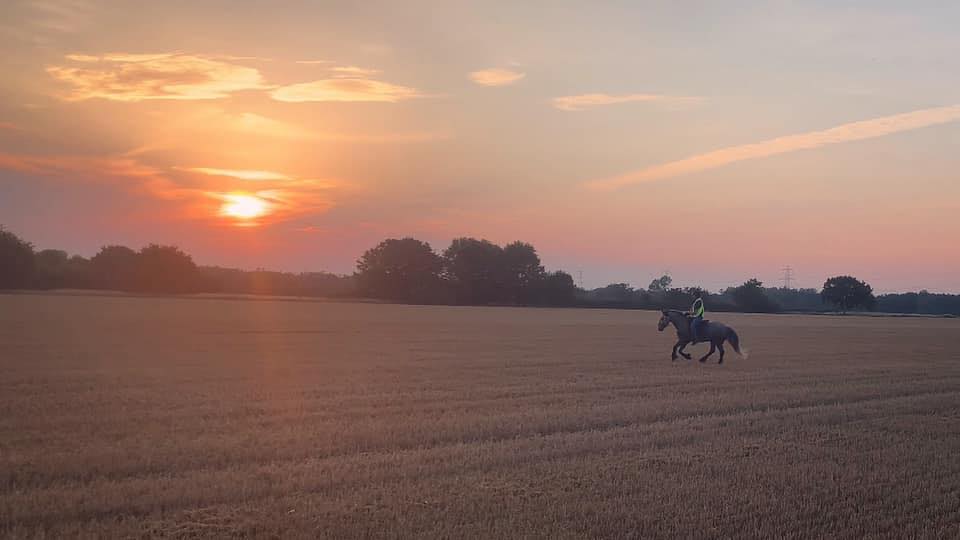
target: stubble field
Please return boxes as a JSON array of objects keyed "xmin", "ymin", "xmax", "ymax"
[{"xmin": 2, "ymin": 293, "xmax": 959, "ymax": 538}]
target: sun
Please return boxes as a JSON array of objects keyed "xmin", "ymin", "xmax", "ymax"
[{"xmin": 220, "ymin": 194, "xmax": 270, "ymax": 221}]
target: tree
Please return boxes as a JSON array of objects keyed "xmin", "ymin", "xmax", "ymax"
[
  {"xmin": 34, "ymin": 249, "xmax": 70, "ymax": 289},
  {"xmin": 763, "ymin": 287, "xmax": 826, "ymax": 311},
  {"xmin": 65, "ymin": 255, "xmax": 92, "ymax": 289},
  {"xmin": 135, "ymin": 244, "xmax": 199, "ymax": 294},
  {"xmin": 442, "ymin": 238, "xmax": 505, "ymax": 305},
  {"xmin": 0, "ymin": 227, "xmax": 35, "ymax": 289},
  {"xmin": 501, "ymin": 241, "xmax": 545, "ymax": 304},
  {"xmin": 663, "ymin": 287, "xmax": 695, "ymax": 310},
  {"xmin": 90, "ymin": 245, "xmax": 139, "ymax": 290},
  {"xmin": 591, "ymin": 283, "xmax": 637, "ymax": 304},
  {"xmin": 648, "ymin": 274, "xmax": 673, "ymax": 293},
  {"xmin": 730, "ymin": 278, "xmax": 779, "ymax": 313},
  {"xmin": 821, "ymin": 275, "xmax": 875, "ymax": 313},
  {"xmin": 355, "ymin": 238, "xmax": 443, "ymax": 303},
  {"xmin": 536, "ymin": 271, "xmax": 577, "ymax": 306},
  {"xmin": 683, "ymin": 286, "xmax": 706, "ymax": 299}
]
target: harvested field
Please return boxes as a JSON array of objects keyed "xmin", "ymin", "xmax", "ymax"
[{"xmin": 2, "ymin": 293, "xmax": 959, "ymax": 538}]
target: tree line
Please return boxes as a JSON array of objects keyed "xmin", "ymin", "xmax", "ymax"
[
  {"xmin": 578, "ymin": 275, "xmax": 884, "ymax": 314},
  {"xmin": 2, "ymin": 226, "xmax": 958, "ymax": 314},
  {"xmin": 355, "ymin": 237, "xmax": 576, "ymax": 305},
  {"xmin": 0, "ymin": 227, "xmax": 353, "ymax": 297}
]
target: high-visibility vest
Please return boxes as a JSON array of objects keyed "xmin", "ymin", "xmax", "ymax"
[{"xmin": 692, "ymin": 298, "xmax": 704, "ymax": 317}]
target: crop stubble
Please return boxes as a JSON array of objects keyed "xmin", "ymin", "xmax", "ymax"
[{"xmin": 1, "ymin": 294, "xmax": 959, "ymax": 538}]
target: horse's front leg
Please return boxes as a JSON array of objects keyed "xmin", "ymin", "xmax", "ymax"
[
  {"xmin": 671, "ymin": 341, "xmax": 680, "ymax": 361},
  {"xmin": 678, "ymin": 341, "xmax": 692, "ymax": 360},
  {"xmin": 699, "ymin": 343, "xmax": 716, "ymax": 363}
]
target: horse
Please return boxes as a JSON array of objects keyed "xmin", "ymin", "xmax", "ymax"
[{"xmin": 657, "ymin": 309, "xmax": 743, "ymax": 364}]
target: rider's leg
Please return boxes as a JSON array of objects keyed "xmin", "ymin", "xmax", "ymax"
[{"xmin": 690, "ymin": 318, "xmax": 699, "ymax": 343}]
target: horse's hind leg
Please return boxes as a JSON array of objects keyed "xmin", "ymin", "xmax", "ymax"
[
  {"xmin": 717, "ymin": 342, "xmax": 725, "ymax": 364},
  {"xmin": 699, "ymin": 343, "xmax": 716, "ymax": 363}
]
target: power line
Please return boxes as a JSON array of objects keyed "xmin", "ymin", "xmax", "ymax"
[{"xmin": 781, "ymin": 266, "xmax": 794, "ymax": 289}]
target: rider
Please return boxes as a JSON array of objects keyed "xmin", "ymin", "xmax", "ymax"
[{"xmin": 689, "ymin": 291, "xmax": 705, "ymax": 343}]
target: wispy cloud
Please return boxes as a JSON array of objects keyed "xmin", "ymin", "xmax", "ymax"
[
  {"xmin": 231, "ymin": 112, "xmax": 448, "ymax": 143},
  {"xmin": 181, "ymin": 168, "xmax": 294, "ymax": 181},
  {"xmin": 0, "ymin": 1, "xmax": 97, "ymax": 46},
  {"xmin": 552, "ymin": 93, "xmax": 701, "ymax": 111},
  {"xmin": 0, "ymin": 151, "xmax": 340, "ymax": 226},
  {"xmin": 229, "ymin": 112, "xmax": 316, "ymax": 140},
  {"xmin": 47, "ymin": 52, "xmax": 269, "ymax": 101},
  {"xmin": 26, "ymin": 0, "xmax": 94, "ymax": 33},
  {"xmin": 0, "ymin": 151, "xmax": 188, "ymax": 200},
  {"xmin": 586, "ymin": 104, "xmax": 960, "ymax": 191},
  {"xmin": 330, "ymin": 66, "xmax": 381, "ymax": 77},
  {"xmin": 295, "ymin": 59, "xmax": 334, "ymax": 65},
  {"xmin": 468, "ymin": 68, "xmax": 526, "ymax": 87},
  {"xmin": 270, "ymin": 77, "xmax": 422, "ymax": 103}
]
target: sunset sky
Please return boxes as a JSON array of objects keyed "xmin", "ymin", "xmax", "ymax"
[{"xmin": 1, "ymin": 1, "xmax": 958, "ymax": 293}]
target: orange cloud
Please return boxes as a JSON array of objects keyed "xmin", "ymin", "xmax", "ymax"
[
  {"xmin": 330, "ymin": 66, "xmax": 381, "ymax": 77},
  {"xmin": 47, "ymin": 53, "xmax": 269, "ymax": 101},
  {"xmin": 183, "ymin": 167, "xmax": 294, "ymax": 181},
  {"xmin": 0, "ymin": 151, "xmax": 338, "ymax": 226},
  {"xmin": 176, "ymin": 166, "xmax": 341, "ymax": 226},
  {"xmin": 468, "ymin": 68, "xmax": 526, "ymax": 87},
  {"xmin": 587, "ymin": 104, "xmax": 960, "ymax": 190},
  {"xmin": 270, "ymin": 78, "xmax": 422, "ymax": 103},
  {"xmin": 228, "ymin": 112, "xmax": 316, "ymax": 140},
  {"xmin": 552, "ymin": 93, "xmax": 701, "ymax": 111},
  {"xmin": 0, "ymin": 152, "xmax": 164, "ymax": 182}
]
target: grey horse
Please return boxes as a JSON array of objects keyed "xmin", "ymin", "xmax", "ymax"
[{"xmin": 657, "ymin": 309, "xmax": 743, "ymax": 364}]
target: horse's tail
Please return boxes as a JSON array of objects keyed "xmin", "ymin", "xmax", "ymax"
[{"xmin": 727, "ymin": 328, "xmax": 747, "ymax": 358}]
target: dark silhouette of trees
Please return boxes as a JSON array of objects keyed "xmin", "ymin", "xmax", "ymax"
[
  {"xmin": 502, "ymin": 241, "xmax": 545, "ymax": 304},
  {"xmin": 536, "ymin": 271, "xmax": 577, "ymax": 306},
  {"xmin": 135, "ymin": 244, "xmax": 200, "ymax": 294},
  {"xmin": 822, "ymin": 275, "xmax": 875, "ymax": 313},
  {"xmin": 6, "ymin": 225, "xmax": 958, "ymax": 314},
  {"xmin": 442, "ymin": 238, "xmax": 506, "ymax": 304},
  {"xmin": 437, "ymin": 238, "xmax": 574, "ymax": 306},
  {"xmin": 90, "ymin": 245, "xmax": 140, "ymax": 290},
  {"xmin": 201, "ymin": 267, "xmax": 354, "ymax": 297},
  {"xmin": 648, "ymin": 274, "xmax": 673, "ymax": 292},
  {"xmin": 0, "ymin": 227, "xmax": 35, "ymax": 289},
  {"xmin": 34, "ymin": 249, "xmax": 70, "ymax": 289},
  {"xmin": 876, "ymin": 290, "xmax": 960, "ymax": 316},
  {"xmin": 35, "ymin": 249, "xmax": 91, "ymax": 289},
  {"xmin": 356, "ymin": 238, "xmax": 443, "ymax": 303},
  {"xmin": 589, "ymin": 283, "xmax": 642, "ymax": 305},
  {"xmin": 729, "ymin": 278, "xmax": 779, "ymax": 313},
  {"xmin": 763, "ymin": 287, "xmax": 826, "ymax": 311}
]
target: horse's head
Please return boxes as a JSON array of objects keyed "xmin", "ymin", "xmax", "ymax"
[{"xmin": 657, "ymin": 310, "xmax": 670, "ymax": 331}]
